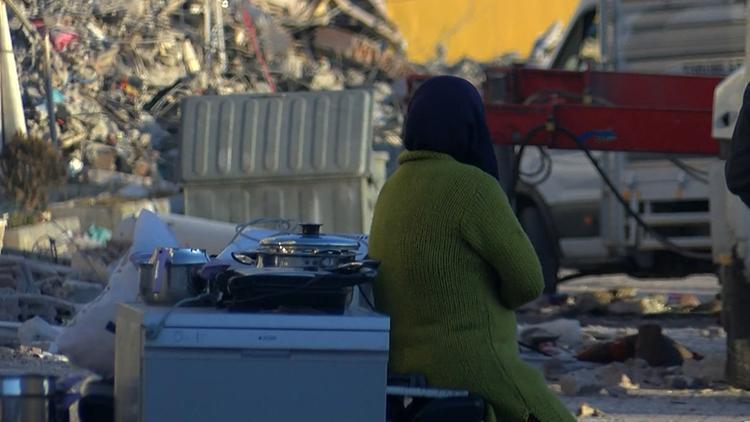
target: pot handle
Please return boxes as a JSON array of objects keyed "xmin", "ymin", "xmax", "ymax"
[
  {"xmin": 153, "ymin": 249, "xmax": 169, "ymax": 293},
  {"xmin": 335, "ymin": 259, "xmax": 380, "ymax": 274},
  {"xmin": 231, "ymin": 251, "xmax": 258, "ymax": 265}
]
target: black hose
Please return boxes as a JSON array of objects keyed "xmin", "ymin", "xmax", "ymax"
[
  {"xmin": 510, "ymin": 124, "xmax": 547, "ymax": 206},
  {"xmin": 667, "ymin": 157, "xmax": 709, "ymax": 184},
  {"xmin": 552, "ymin": 125, "xmax": 713, "ymax": 262}
]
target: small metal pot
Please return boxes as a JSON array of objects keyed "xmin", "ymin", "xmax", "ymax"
[
  {"xmin": 236, "ymin": 224, "xmax": 361, "ymax": 271},
  {"xmin": 138, "ymin": 247, "xmax": 210, "ymax": 304},
  {"xmin": 0, "ymin": 373, "xmax": 56, "ymax": 422}
]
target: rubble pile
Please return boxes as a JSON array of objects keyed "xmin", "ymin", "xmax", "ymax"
[
  {"xmin": 0, "ymin": 254, "xmax": 104, "ymax": 344},
  {"xmin": 6, "ymin": 0, "xmax": 412, "ymax": 186},
  {"xmin": 520, "ymin": 289, "xmax": 730, "ymax": 398},
  {"xmin": 521, "ymin": 288, "xmax": 722, "ymax": 317},
  {"xmin": 0, "ymin": 344, "xmax": 76, "ymax": 376},
  {"xmin": 552, "ymin": 354, "xmax": 729, "ymax": 396}
]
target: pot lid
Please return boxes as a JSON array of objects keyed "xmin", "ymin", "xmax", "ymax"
[
  {"xmin": 148, "ymin": 247, "xmax": 210, "ymax": 265},
  {"xmin": 259, "ymin": 224, "xmax": 359, "ymax": 251}
]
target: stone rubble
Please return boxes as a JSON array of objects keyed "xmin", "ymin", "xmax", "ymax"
[
  {"xmin": 4, "ymin": 0, "xmax": 414, "ymax": 190},
  {"xmin": 0, "ymin": 252, "xmax": 113, "ymax": 347}
]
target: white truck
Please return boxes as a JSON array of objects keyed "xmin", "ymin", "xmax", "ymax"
[{"xmin": 508, "ymin": 0, "xmax": 746, "ymax": 291}]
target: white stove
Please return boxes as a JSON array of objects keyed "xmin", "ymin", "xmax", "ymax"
[{"xmin": 115, "ymin": 303, "xmax": 390, "ymax": 422}]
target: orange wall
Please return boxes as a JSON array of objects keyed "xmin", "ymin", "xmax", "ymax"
[{"xmin": 386, "ymin": 0, "xmax": 580, "ymax": 64}]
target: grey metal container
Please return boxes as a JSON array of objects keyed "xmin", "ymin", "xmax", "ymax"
[
  {"xmin": 180, "ymin": 90, "xmax": 388, "ymax": 234},
  {"xmin": 0, "ymin": 374, "xmax": 56, "ymax": 422}
]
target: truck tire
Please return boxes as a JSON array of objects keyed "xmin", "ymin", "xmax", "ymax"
[{"xmin": 519, "ymin": 206, "xmax": 559, "ymax": 294}]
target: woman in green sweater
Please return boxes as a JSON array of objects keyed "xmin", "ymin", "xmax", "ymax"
[{"xmin": 369, "ymin": 76, "xmax": 574, "ymax": 422}]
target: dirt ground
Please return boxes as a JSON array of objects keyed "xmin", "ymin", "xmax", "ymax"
[
  {"xmin": 2, "ymin": 273, "xmax": 748, "ymax": 421},
  {"xmin": 538, "ymin": 274, "xmax": 750, "ymax": 421}
]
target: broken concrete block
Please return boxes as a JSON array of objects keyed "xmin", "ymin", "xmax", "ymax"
[
  {"xmin": 682, "ymin": 354, "xmax": 726, "ymax": 384},
  {"xmin": 674, "ymin": 293, "xmax": 702, "ymax": 310},
  {"xmin": 577, "ymin": 403, "xmax": 606, "ymax": 417},
  {"xmin": 624, "ymin": 358, "xmax": 650, "ymax": 370},
  {"xmin": 71, "ymin": 251, "xmax": 114, "ymax": 284},
  {"xmin": 0, "ymin": 292, "xmax": 21, "ymax": 322},
  {"xmin": 2, "ymin": 217, "xmax": 81, "ymax": 255},
  {"xmin": 618, "ymin": 373, "xmax": 639, "ymax": 390},
  {"xmin": 608, "ymin": 296, "xmax": 668, "ymax": 315},
  {"xmin": 521, "ymin": 318, "xmax": 582, "ymax": 349},
  {"xmin": 62, "ymin": 280, "xmax": 104, "ymax": 304},
  {"xmin": 560, "ymin": 368, "xmax": 602, "ymax": 396},
  {"xmin": 665, "ymin": 375, "xmax": 700, "ymax": 389},
  {"xmin": 0, "ymin": 321, "xmax": 20, "ymax": 346},
  {"xmin": 600, "ymin": 385, "xmax": 628, "ymax": 397},
  {"xmin": 20, "ymin": 302, "xmax": 57, "ymax": 325},
  {"xmin": 612, "ymin": 287, "xmax": 638, "ymax": 300},
  {"xmin": 87, "ymin": 144, "xmax": 118, "ymax": 171},
  {"xmin": 562, "ymin": 363, "xmax": 643, "ymax": 397},
  {"xmin": 575, "ymin": 291, "xmax": 615, "ymax": 313},
  {"xmin": 542, "ymin": 359, "xmax": 567, "ymax": 380},
  {"xmin": 692, "ymin": 299, "xmax": 722, "ymax": 314},
  {"xmin": 50, "ymin": 197, "xmax": 170, "ymax": 234},
  {"xmin": 593, "ymin": 362, "xmax": 639, "ymax": 389},
  {"xmin": 182, "ymin": 39, "xmax": 201, "ymax": 74},
  {"xmin": 700, "ymin": 327, "xmax": 726, "ymax": 338},
  {"xmin": 132, "ymin": 159, "xmax": 152, "ymax": 177},
  {"xmin": 39, "ymin": 278, "xmax": 65, "ymax": 299}
]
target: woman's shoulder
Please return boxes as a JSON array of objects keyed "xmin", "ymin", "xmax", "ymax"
[{"xmin": 450, "ymin": 162, "xmax": 503, "ymax": 194}]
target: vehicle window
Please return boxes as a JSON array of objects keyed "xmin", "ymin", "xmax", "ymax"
[{"xmin": 553, "ymin": 9, "xmax": 600, "ymax": 71}]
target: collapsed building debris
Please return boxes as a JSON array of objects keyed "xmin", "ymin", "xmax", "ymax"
[
  {"xmin": 0, "ymin": 253, "xmax": 104, "ymax": 337},
  {"xmin": 2, "ymin": 0, "xmax": 413, "ymax": 191}
]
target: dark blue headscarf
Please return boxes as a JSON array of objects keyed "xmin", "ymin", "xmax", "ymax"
[{"xmin": 403, "ymin": 76, "xmax": 499, "ymax": 180}]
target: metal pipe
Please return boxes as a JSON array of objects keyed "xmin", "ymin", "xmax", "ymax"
[
  {"xmin": 0, "ymin": 1, "xmax": 27, "ymax": 145},
  {"xmin": 43, "ymin": 33, "xmax": 57, "ymax": 147},
  {"xmin": 213, "ymin": 0, "xmax": 226, "ymax": 75},
  {"xmin": 202, "ymin": 0, "xmax": 212, "ymax": 86},
  {"xmin": 1, "ymin": 0, "xmax": 39, "ymax": 40}
]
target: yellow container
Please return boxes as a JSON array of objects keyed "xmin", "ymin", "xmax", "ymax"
[{"xmin": 386, "ymin": 0, "xmax": 580, "ymax": 64}]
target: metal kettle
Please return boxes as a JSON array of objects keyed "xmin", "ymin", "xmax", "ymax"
[{"xmin": 138, "ymin": 247, "xmax": 210, "ymax": 304}]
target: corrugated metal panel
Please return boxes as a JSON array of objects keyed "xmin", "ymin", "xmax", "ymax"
[
  {"xmin": 180, "ymin": 90, "xmax": 373, "ymax": 183},
  {"xmin": 183, "ymin": 178, "xmax": 373, "ymax": 233},
  {"xmin": 611, "ymin": 0, "xmax": 746, "ymax": 75}
]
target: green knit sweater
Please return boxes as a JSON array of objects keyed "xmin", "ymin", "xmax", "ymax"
[{"xmin": 369, "ymin": 151, "xmax": 574, "ymax": 422}]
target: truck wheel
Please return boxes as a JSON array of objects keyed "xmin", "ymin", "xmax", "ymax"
[{"xmin": 519, "ymin": 206, "xmax": 559, "ymax": 294}]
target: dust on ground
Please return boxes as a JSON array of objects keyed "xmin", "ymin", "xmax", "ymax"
[{"xmin": 525, "ymin": 274, "xmax": 750, "ymax": 421}]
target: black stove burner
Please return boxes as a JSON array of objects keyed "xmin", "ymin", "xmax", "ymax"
[{"xmin": 210, "ymin": 270, "xmax": 373, "ymax": 314}]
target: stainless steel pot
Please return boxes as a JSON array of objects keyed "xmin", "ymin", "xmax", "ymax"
[
  {"xmin": 0, "ymin": 373, "xmax": 56, "ymax": 422},
  {"xmin": 138, "ymin": 247, "xmax": 210, "ymax": 304},
  {"xmin": 236, "ymin": 224, "xmax": 361, "ymax": 270}
]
